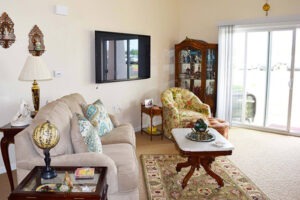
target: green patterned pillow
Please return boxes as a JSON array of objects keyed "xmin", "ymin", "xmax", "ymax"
[
  {"xmin": 76, "ymin": 113, "xmax": 102, "ymax": 153},
  {"xmin": 81, "ymin": 99, "xmax": 114, "ymax": 137}
]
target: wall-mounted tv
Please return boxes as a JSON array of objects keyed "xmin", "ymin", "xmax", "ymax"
[{"xmin": 95, "ymin": 31, "xmax": 151, "ymax": 83}]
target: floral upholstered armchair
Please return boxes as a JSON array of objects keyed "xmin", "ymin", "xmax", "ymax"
[{"xmin": 161, "ymin": 87, "xmax": 211, "ymax": 138}]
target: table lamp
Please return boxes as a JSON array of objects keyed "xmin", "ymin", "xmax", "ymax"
[{"xmin": 18, "ymin": 55, "xmax": 52, "ymax": 115}]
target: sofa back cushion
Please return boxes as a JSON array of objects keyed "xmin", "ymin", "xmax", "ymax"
[
  {"xmin": 28, "ymin": 100, "xmax": 74, "ymax": 157},
  {"xmin": 57, "ymin": 93, "xmax": 86, "ymax": 115}
]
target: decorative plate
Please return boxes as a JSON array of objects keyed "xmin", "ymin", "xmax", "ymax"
[
  {"xmin": 186, "ymin": 131, "xmax": 215, "ymax": 142},
  {"xmin": 36, "ymin": 184, "xmax": 59, "ymax": 192}
]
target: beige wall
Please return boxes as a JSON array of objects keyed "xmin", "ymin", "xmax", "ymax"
[
  {"xmin": 178, "ymin": 0, "xmax": 300, "ymax": 43},
  {"xmin": 0, "ymin": 0, "xmax": 299, "ymax": 173}
]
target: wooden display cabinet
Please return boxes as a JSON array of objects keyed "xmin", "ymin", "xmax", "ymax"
[{"xmin": 175, "ymin": 37, "xmax": 218, "ymax": 116}]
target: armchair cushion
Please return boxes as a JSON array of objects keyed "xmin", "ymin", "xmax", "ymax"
[{"xmin": 179, "ymin": 109, "xmax": 208, "ymax": 126}]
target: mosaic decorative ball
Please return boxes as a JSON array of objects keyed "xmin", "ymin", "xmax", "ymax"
[
  {"xmin": 194, "ymin": 118, "xmax": 208, "ymax": 132},
  {"xmin": 33, "ymin": 121, "xmax": 60, "ymax": 149}
]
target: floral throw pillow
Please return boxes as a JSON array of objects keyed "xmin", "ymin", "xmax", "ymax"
[
  {"xmin": 81, "ymin": 99, "xmax": 114, "ymax": 137},
  {"xmin": 76, "ymin": 113, "xmax": 102, "ymax": 153}
]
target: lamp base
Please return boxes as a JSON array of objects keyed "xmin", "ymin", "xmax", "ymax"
[
  {"xmin": 42, "ymin": 167, "xmax": 57, "ymax": 179},
  {"xmin": 32, "ymin": 80, "xmax": 40, "ymax": 113}
]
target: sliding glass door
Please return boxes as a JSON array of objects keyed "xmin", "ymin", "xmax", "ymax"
[
  {"xmin": 290, "ymin": 29, "xmax": 300, "ymax": 133},
  {"xmin": 231, "ymin": 27, "xmax": 300, "ymax": 135},
  {"xmin": 266, "ymin": 30, "xmax": 293, "ymax": 130}
]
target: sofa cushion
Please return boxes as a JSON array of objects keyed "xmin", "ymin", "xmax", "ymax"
[
  {"xmin": 81, "ymin": 99, "xmax": 114, "ymax": 137},
  {"xmin": 29, "ymin": 100, "xmax": 73, "ymax": 157},
  {"xmin": 71, "ymin": 113, "xmax": 103, "ymax": 153},
  {"xmin": 57, "ymin": 93, "xmax": 86, "ymax": 115},
  {"xmin": 102, "ymin": 143, "xmax": 138, "ymax": 192},
  {"xmin": 101, "ymin": 123, "xmax": 136, "ymax": 148}
]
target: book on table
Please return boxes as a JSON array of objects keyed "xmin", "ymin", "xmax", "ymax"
[{"xmin": 75, "ymin": 167, "xmax": 95, "ymax": 179}]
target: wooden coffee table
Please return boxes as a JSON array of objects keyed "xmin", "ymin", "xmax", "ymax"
[
  {"xmin": 8, "ymin": 166, "xmax": 108, "ymax": 200},
  {"xmin": 172, "ymin": 128, "xmax": 234, "ymax": 189}
]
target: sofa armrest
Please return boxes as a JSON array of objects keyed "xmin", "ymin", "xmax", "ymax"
[
  {"xmin": 17, "ymin": 153, "xmax": 119, "ymax": 194},
  {"xmin": 109, "ymin": 113, "xmax": 120, "ymax": 127}
]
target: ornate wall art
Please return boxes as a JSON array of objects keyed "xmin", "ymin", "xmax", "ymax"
[
  {"xmin": 0, "ymin": 12, "xmax": 16, "ymax": 48},
  {"xmin": 28, "ymin": 25, "xmax": 45, "ymax": 56}
]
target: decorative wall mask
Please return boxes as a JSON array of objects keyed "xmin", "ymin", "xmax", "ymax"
[
  {"xmin": 0, "ymin": 12, "xmax": 16, "ymax": 48},
  {"xmin": 28, "ymin": 25, "xmax": 45, "ymax": 56}
]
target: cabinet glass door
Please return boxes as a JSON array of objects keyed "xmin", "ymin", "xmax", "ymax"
[
  {"xmin": 179, "ymin": 49, "xmax": 202, "ymax": 92},
  {"xmin": 206, "ymin": 49, "xmax": 217, "ymax": 95}
]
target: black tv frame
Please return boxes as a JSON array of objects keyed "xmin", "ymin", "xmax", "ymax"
[{"xmin": 95, "ymin": 30, "xmax": 151, "ymax": 83}]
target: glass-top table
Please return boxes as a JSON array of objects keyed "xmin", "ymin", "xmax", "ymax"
[{"xmin": 8, "ymin": 166, "xmax": 108, "ymax": 200}]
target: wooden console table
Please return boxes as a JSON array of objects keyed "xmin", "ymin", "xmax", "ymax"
[{"xmin": 0, "ymin": 123, "xmax": 27, "ymax": 191}]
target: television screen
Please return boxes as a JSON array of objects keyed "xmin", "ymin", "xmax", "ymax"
[{"xmin": 95, "ymin": 31, "xmax": 151, "ymax": 83}]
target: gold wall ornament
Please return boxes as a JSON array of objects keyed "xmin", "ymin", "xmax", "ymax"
[
  {"xmin": 263, "ymin": 1, "xmax": 271, "ymax": 16},
  {"xmin": 0, "ymin": 12, "xmax": 16, "ymax": 48},
  {"xmin": 28, "ymin": 25, "xmax": 45, "ymax": 56}
]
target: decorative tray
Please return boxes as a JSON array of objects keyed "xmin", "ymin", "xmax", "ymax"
[{"xmin": 186, "ymin": 130, "xmax": 215, "ymax": 142}]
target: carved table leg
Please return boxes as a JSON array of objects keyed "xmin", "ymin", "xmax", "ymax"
[
  {"xmin": 1, "ymin": 136, "xmax": 14, "ymax": 191},
  {"xmin": 182, "ymin": 165, "xmax": 196, "ymax": 189},
  {"xmin": 176, "ymin": 156, "xmax": 202, "ymax": 189},
  {"xmin": 176, "ymin": 157, "xmax": 192, "ymax": 172},
  {"xmin": 201, "ymin": 157, "xmax": 224, "ymax": 187}
]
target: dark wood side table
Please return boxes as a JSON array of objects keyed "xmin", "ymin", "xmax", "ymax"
[
  {"xmin": 8, "ymin": 166, "xmax": 108, "ymax": 200},
  {"xmin": 0, "ymin": 123, "xmax": 28, "ymax": 191},
  {"xmin": 141, "ymin": 104, "xmax": 164, "ymax": 140}
]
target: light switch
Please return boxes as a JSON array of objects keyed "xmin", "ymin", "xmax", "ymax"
[{"xmin": 53, "ymin": 70, "xmax": 63, "ymax": 78}]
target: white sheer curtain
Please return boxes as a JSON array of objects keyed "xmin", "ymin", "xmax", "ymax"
[{"xmin": 216, "ymin": 25, "xmax": 234, "ymax": 122}]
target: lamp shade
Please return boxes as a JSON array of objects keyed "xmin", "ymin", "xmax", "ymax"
[{"xmin": 19, "ymin": 55, "xmax": 52, "ymax": 81}]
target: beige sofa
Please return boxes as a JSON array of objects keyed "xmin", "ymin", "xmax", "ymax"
[{"xmin": 15, "ymin": 93, "xmax": 139, "ymax": 200}]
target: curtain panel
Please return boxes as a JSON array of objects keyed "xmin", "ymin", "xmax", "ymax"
[{"xmin": 216, "ymin": 25, "xmax": 234, "ymax": 122}]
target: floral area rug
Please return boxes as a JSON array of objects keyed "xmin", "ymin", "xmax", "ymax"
[{"xmin": 141, "ymin": 154, "xmax": 269, "ymax": 200}]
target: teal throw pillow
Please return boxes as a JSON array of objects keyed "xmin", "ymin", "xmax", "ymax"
[
  {"xmin": 76, "ymin": 113, "xmax": 102, "ymax": 153},
  {"xmin": 81, "ymin": 99, "xmax": 114, "ymax": 137}
]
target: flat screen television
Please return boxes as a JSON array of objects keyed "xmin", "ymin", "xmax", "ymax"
[{"xmin": 95, "ymin": 31, "xmax": 151, "ymax": 83}]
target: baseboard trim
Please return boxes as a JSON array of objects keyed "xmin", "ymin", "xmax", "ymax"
[{"xmin": 0, "ymin": 163, "xmax": 16, "ymax": 174}]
